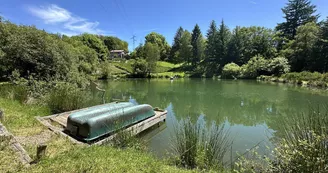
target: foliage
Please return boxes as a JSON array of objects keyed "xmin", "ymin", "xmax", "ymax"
[
  {"xmin": 276, "ymin": 0, "xmax": 318, "ymax": 40},
  {"xmin": 71, "ymin": 33, "xmax": 109, "ymax": 61},
  {"xmin": 268, "ymin": 57, "xmax": 290, "ymax": 76},
  {"xmin": 240, "ymin": 55, "xmax": 269, "ymax": 79},
  {"xmin": 222, "ymin": 63, "xmax": 241, "ymax": 79},
  {"xmin": 100, "ymin": 36, "xmax": 129, "ymax": 52},
  {"xmin": 191, "ymin": 24, "xmax": 204, "ymax": 67},
  {"xmin": 170, "ymin": 27, "xmax": 185, "ymax": 63},
  {"xmin": 144, "ymin": 43, "xmax": 160, "ymax": 74},
  {"xmin": 131, "ymin": 58, "xmax": 148, "ymax": 77},
  {"xmin": 286, "ymin": 22, "xmax": 320, "ymax": 72},
  {"xmin": 179, "ymin": 30, "xmax": 193, "ymax": 66},
  {"xmin": 271, "ymin": 106, "xmax": 328, "ymax": 173},
  {"xmin": 217, "ymin": 20, "xmax": 231, "ymax": 67},
  {"xmin": 47, "ymin": 82, "xmax": 90, "ymax": 113},
  {"xmin": 281, "ymin": 71, "xmax": 328, "ymax": 84},
  {"xmin": 145, "ymin": 32, "xmax": 171, "ymax": 61}
]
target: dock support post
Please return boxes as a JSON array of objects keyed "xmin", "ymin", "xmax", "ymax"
[
  {"xmin": 36, "ymin": 143, "xmax": 47, "ymax": 161},
  {"xmin": 0, "ymin": 109, "xmax": 4, "ymax": 122}
]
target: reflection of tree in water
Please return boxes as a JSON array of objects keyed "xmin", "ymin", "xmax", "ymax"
[{"xmin": 99, "ymin": 79, "xmax": 328, "ymax": 133}]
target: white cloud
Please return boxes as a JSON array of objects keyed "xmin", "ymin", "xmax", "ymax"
[
  {"xmin": 249, "ymin": 1, "xmax": 257, "ymax": 5},
  {"xmin": 27, "ymin": 4, "xmax": 107, "ymax": 35}
]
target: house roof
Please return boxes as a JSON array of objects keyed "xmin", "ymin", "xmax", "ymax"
[{"xmin": 110, "ymin": 50, "xmax": 125, "ymax": 53}]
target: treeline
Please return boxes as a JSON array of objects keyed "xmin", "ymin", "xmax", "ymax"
[
  {"xmin": 1, "ymin": 0, "xmax": 328, "ymax": 81},
  {"xmin": 0, "ymin": 17, "xmax": 128, "ymax": 86},
  {"xmin": 131, "ymin": 0, "xmax": 328, "ymax": 78}
]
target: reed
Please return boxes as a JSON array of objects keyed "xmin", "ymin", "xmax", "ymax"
[{"xmin": 171, "ymin": 118, "xmax": 232, "ymax": 170}]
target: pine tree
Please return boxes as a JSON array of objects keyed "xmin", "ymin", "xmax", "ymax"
[
  {"xmin": 205, "ymin": 20, "xmax": 218, "ymax": 63},
  {"xmin": 217, "ymin": 20, "xmax": 231, "ymax": 68},
  {"xmin": 276, "ymin": 0, "xmax": 318, "ymax": 40},
  {"xmin": 191, "ymin": 24, "xmax": 203, "ymax": 67},
  {"xmin": 315, "ymin": 18, "xmax": 328, "ymax": 72},
  {"xmin": 170, "ymin": 27, "xmax": 184, "ymax": 63},
  {"xmin": 227, "ymin": 26, "xmax": 244, "ymax": 65}
]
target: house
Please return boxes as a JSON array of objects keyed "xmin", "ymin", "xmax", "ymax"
[{"xmin": 110, "ymin": 50, "xmax": 126, "ymax": 59}]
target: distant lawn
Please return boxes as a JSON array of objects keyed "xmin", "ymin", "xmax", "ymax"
[
  {"xmin": 111, "ymin": 60, "xmax": 134, "ymax": 73},
  {"xmin": 157, "ymin": 61, "xmax": 182, "ymax": 68},
  {"xmin": 111, "ymin": 60, "xmax": 183, "ymax": 74}
]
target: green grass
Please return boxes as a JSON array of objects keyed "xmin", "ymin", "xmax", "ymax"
[
  {"xmin": 0, "ymin": 96, "xmax": 198, "ymax": 173},
  {"xmin": 0, "ymin": 98, "xmax": 50, "ymax": 136},
  {"xmin": 111, "ymin": 60, "xmax": 184, "ymax": 75},
  {"xmin": 150, "ymin": 72, "xmax": 186, "ymax": 78},
  {"xmin": 26, "ymin": 146, "xmax": 195, "ymax": 173},
  {"xmin": 111, "ymin": 61, "xmax": 134, "ymax": 73}
]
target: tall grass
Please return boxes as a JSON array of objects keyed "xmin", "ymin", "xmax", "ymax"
[
  {"xmin": 0, "ymin": 84, "xmax": 28, "ymax": 103},
  {"xmin": 47, "ymin": 82, "xmax": 90, "ymax": 113},
  {"xmin": 272, "ymin": 105, "xmax": 328, "ymax": 172},
  {"xmin": 171, "ymin": 118, "xmax": 232, "ymax": 170}
]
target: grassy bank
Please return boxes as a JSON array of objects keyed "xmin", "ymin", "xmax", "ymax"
[
  {"xmin": 257, "ymin": 72, "xmax": 328, "ymax": 88},
  {"xmin": 0, "ymin": 97, "xmax": 196, "ymax": 173},
  {"xmin": 111, "ymin": 60, "xmax": 186, "ymax": 78}
]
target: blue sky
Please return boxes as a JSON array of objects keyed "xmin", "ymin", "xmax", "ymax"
[{"xmin": 1, "ymin": 0, "xmax": 328, "ymax": 51}]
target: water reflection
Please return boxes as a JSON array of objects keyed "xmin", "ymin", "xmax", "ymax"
[{"xmin": 97, "ymin": 79, "xmax": 328, "ymax": 158}]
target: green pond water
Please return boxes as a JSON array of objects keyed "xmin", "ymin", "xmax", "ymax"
[{"xmin": 97, "ymin": 79, "xmax": 328, "ymax": 158}]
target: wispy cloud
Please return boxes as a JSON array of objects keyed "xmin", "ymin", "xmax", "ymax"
[
  {"xmin": 249, "ymin": 1, "xmax": 257, "ymax": 5},
  {"xmin": 27, "ymin": 4, "xmax": 109, "ymax": 35}
]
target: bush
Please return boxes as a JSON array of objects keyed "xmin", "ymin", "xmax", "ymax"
[
  {"xmin": 268, "ymin": 57, "xmax": 290, "ymax": 76},
  {"xmin": 222, "ymin": 63, "xmax": 241, "ymax": 79},
  {"xmin": 240, "ymin": 55, "xmax": 269, "ymax": 79},
  {"xmin": 47, "ymin": 82, "xmax": 90, "ymax": 113},
  {"xmin": 131, "ymin": 58, "xmax": 148, "ymax": 77}
]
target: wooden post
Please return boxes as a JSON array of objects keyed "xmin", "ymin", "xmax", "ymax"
[
  {"xmin": 0, "ymin": 109, "xmax": 4, "ymax": 122},
  {"xmin": 36, "ymin": 143, "xmax": 47, "ymax": 161}
]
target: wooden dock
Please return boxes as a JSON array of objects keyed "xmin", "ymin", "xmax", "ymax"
[{"xmin": 36, "ymin": 104, "xmax": 167, "ymax": 145}]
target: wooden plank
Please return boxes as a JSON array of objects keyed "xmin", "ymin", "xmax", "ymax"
[
  {"xmin": 36, "ymin": 117, "xmax": 85, "ymax": 145},
  {"xmin": 95, "ymin": 111, "xmax": 167, "ymax": 145},
  {"xmin": 0, "ymin": 123, "xmax": 32, "ymax": 166}
]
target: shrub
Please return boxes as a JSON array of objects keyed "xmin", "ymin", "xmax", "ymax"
[
  {"xmin": 47, "ymin": 82, "xmax": 89, "ymax": 113},
  {"xmin": 240, "ymin": 55, "xmax": 269, "ymax": 79},
  {"xmin": 131, "ymin": 58, "xmax": 148, "ymax": 78},
  {"xmin": 268, "ymin": 57, "xmax": 290, "ymax": 76},
  {"xmin": 222, "ymin": 63, "xmax": 241, "ymax": 79}
]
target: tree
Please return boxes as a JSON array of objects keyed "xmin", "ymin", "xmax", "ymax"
[
  {"xmin": 205, "ymin": 20, "xmax": 218, "ymax": 63},
  {"xmin": 276, "ymin": 0, "xmax": 318, "ymax": 40},
  {"xmin": 179, "ymin": 30, "xmax": 193, "ymax": 65},
  {"xmin": 289, "ymin": 22, "xmax": 320, "ymax": 72},
  {"xmin": 232, "ymin": 26, "xmax": 276, "ymax": 65},
  {"xmin": 100, "ymin": 36, "xmax": 128, "ymax": 52},
  {"xmin": 145, "ymin": 32, "xmax": 171, "ymax": 61},
  {"xmin": 72, "ymin": 34, "xmax": 109, "ymax": 61},
  {"xmin": 316, "ymin": 17, "xmax": 328, "ymax": 72},
  {"xmin": 227, "ymin": 26, "xmax": 244, "ymax": 65},
  {"xmin": 144, "ymin": 43, "xmax": 160, "ymax": 75},
  {"xmin": 217, "ymin": 20, "xmax": 231, "ymax": 67},
  {"xmin": 191, "ymin": 24, "xmax": 203, "ymax": 67},
  {"xmin": 170, "ymin": 27, "xmax": 184, "ymax": 63}
]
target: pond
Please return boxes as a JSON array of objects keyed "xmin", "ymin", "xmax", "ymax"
[{"xmin": 97, "ymin": 79, "xmax": 328, "ymax": 158}]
